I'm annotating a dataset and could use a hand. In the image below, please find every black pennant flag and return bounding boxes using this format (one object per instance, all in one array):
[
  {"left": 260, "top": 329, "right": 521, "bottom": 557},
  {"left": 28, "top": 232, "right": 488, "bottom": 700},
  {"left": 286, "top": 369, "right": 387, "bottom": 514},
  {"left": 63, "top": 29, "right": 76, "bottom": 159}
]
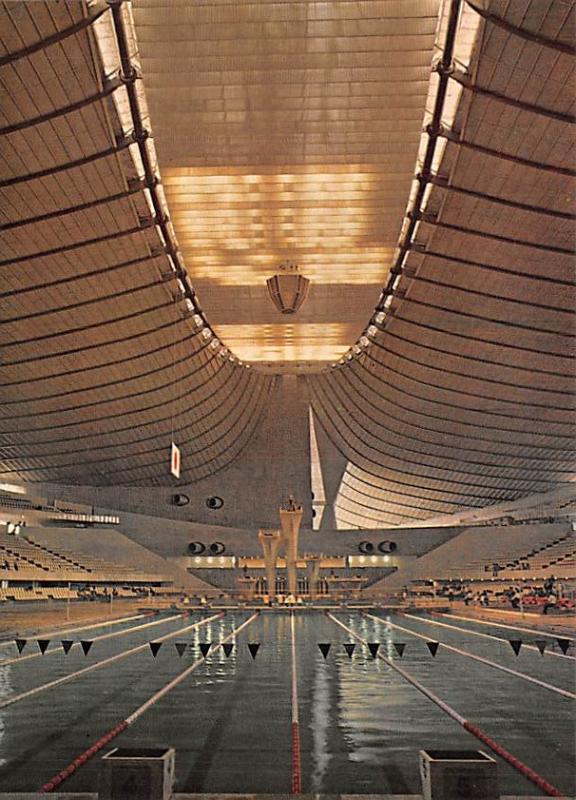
[
  {"left": 426, "top": 641, "right": 439, "bottom": 657},
  {"left": 149, "top": 642, "right": 162, "bottom": 658},
  {"left": 61, "top": 640, "right": 74, "bottom": 654},
  {"left": 80, "top": 640, "right": 93, "bottom": 656},
  {"left": 534, "top": 640, "right": 547, "bottom": 656},
  {"left": 199, "top": 642, "right": 212, "bottom": 658},
  {"left": 556, "top": 638, "right": 571, "bottom": 655},
  {"left": 509, "top": 639, "right": 522, "bottom": 656},
  {"left": 247, "top": 643, "right": 260, "bottom": 659},
  {"left": 15, "top": 639, "right": 26, "bottom": 654},
  {"left": 222, "top": 643, "right": 234, "bottom": 658},
  {"left": 367, "top": 642, "right": 380, "bottom": 659},
  {"left": 393, "top": 642, "right": 406, "bottom": 658},
  {"left": 175, "top": 642, "right": 187, "bottom": 657},
  {"left": 37, "top": 639, "right": 50, "bottom": 655},
  {"left": 318, "top": 643, "right": 331, "bottom": 659},
  {"left": 343, "top": 642, "right": 356, "bottom": 659}
]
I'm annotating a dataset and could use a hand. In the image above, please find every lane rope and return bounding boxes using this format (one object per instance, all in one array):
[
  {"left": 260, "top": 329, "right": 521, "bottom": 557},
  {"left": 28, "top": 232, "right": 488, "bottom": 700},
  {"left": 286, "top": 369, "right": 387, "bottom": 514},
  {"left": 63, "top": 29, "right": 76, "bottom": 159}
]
[
  {"left": 38, "top": 612, "right": 259, "bottom": 793},
  {"left": 327, "top": 613, "right": 565, "bottom": 798},
  {"left": 0, "top": 613, "right": 223, "bottom": 710},
  {"left": 405, "top": 613, "right": 575, "bottom": 661},
  {"left": 365, "top": 613, "right": 575, "bottom": 700},
  {"left": 290, "top": 611, "right": 302, "bottom": 794},
  {"left": 441, "top": 612, "right": 575, "bottom": 645},
  {"left": 0, "top": 613, "right": 185, "bottom": 668}
]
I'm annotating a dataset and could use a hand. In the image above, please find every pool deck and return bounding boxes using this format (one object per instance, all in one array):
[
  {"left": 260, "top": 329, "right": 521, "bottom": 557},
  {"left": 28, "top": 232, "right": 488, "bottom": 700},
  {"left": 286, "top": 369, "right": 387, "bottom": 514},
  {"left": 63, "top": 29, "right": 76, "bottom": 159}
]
[
  {"left": 440, "top": 602, "right": 576, "bottom": 636},
  {"left": 0, "top": 599, "right": 148, "bottom": 639}
]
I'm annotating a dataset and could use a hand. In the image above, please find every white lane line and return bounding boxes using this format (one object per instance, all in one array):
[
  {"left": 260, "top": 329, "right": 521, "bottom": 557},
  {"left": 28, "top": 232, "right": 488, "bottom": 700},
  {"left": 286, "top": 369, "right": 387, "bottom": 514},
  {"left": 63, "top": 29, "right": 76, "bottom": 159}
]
[
  {"left": 0, "top": 612, "right": 223, "bottom": 709},
  {"left": 0, "top": 613, "right": 185, "bottom": 668},
  {"left": 404, "top": 613, "right": 575, "bottom": 661},
  {"left": 365, "top": 614, "right": 575, "bottom": 700},
  {"left": 326, "top": 613, "right": 564, "bottom": 798},
  {"left": 38, "top": 613, "right": 260, "bottom": 793},
  {"left": 125, "top": 613, "right": 258, "bottom": 724}
]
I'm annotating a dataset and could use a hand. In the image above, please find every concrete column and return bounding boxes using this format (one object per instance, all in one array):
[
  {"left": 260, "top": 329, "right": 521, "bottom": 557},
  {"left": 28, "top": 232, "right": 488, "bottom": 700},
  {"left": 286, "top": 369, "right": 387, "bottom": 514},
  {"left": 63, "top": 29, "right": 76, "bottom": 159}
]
[
  {"left": 306, "top": 555, "right": 321, "bottom": 600},
  {"left": 258, "top": 529, "right": 282, "bottom": 597},
  {"left": 279, "top": 509, "right": 303, "bottom": 595}
]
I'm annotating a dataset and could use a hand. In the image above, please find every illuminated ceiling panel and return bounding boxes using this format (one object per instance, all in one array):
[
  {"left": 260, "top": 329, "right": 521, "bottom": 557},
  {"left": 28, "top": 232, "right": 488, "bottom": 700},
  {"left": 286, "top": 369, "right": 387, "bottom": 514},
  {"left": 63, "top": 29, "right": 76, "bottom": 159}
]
[{"left": 132, "top": 0, "right": 441, "bottom": 365}]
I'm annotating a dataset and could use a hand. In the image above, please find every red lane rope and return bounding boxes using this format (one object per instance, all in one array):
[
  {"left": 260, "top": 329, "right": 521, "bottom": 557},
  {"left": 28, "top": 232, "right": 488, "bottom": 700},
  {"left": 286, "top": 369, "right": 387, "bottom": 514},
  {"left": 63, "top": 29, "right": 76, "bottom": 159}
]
[
  {"left": 463, "top": 722, "right": 564, "bottom": 798},
  {"left": 40, "top": 721, "right": 129, "bottom": 792},
  {"left": 290, "top": 611, "right": 302, "bottom": 794},
  {"left": 328, "top": 612, "right": 566, "bottom": 798},
  {"left": 38, "top": 613, "right": 258, "bottom": 794},
  {"left": 291, "top": 720, "right": 302, "bottom": 794}
]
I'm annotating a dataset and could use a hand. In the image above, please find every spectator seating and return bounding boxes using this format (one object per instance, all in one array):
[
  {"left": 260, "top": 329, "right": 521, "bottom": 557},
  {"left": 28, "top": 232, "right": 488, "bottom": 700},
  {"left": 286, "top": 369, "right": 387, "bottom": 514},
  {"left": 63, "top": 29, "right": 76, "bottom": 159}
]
[{"left": 0, "top": 533, "right": 164, "bottom": 583}]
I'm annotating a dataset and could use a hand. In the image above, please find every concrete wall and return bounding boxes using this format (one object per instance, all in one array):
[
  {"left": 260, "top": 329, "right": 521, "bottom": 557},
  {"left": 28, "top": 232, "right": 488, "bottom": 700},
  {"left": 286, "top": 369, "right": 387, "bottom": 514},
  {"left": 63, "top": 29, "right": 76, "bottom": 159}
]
[
  {"left": 33, "top": 374, "right": 313, "bottom": 531},
  {"left": 38, "top": 510, "right": 459, "bottom": 562}
]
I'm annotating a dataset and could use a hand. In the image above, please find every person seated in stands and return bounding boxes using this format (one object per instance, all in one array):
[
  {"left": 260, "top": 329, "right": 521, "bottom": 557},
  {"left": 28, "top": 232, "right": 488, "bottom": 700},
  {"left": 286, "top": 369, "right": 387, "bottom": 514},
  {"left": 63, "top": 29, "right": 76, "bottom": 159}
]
[
  {"left": 480, "top": 590, "right": 490, "bottom": 607},
  {"left": 464, "top": 588, "right": 474, "bottom": 606},
  {"left": 285, "top": 593, "right": 296, "bottom": 605},
  {"left": 543, "top": 575, "right": 556, "bottom": 595},
  {"left": 542, "top": 592, "right": 557, "bottom": 615},
  {"left": 200, "top": 595, "right": 208, "bottom": 606},
  {"left": 510, "top": 589, "right": 522, "bottom": 609}
]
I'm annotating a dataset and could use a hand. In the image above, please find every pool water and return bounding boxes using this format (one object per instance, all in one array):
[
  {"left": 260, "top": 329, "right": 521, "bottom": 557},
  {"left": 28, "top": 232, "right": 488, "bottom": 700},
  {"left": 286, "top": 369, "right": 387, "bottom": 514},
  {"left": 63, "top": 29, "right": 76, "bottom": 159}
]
[{"left": 0, "top": 609, "right": 573, "bottom": 795}]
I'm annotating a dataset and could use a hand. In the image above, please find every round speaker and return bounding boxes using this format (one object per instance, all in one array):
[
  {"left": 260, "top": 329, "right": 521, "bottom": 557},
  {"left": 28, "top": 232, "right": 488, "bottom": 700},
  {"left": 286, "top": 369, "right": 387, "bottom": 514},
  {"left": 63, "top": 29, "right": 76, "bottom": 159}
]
[
  {"left": 188, "top": 541, "right": 205, "bottom": 555},
  {"left": 209, "top": 541, "right": 226, "bottom": 555},
  {"left": 359, "top": 540, "right": 374, "bottom": 554},
  {"left": 378, "top": 540, "right": 398, "bottom": 554},
  {"left": 171, "top": 493, "right": 190, "bottom": 507},
  {"left": 206, "top": 496, "right": 224, "bottom": 510}
]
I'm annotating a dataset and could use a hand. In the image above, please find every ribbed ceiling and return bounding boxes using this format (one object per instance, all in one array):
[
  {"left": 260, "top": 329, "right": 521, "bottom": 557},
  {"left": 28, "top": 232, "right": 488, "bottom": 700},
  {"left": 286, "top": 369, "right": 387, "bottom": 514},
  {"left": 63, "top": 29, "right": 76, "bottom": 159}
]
[
  {"left": 0, "top": 0, "right": 273, "bottom": 486},
  {"left": 309, "top": 0, "right": 575, "bottom": 527},
  {"left": 0, "top": 0, "right": 574, "bottom": 520},
  {"left": 132, "top": 0, "right": 441, "bottom": 366}
]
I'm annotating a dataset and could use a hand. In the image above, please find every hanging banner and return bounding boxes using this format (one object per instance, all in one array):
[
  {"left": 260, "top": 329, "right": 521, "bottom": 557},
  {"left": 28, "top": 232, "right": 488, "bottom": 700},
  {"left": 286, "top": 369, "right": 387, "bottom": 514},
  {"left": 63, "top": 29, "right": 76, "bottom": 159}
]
[{"left": 170, "top": 442, "right": 181, "bottom": 478}]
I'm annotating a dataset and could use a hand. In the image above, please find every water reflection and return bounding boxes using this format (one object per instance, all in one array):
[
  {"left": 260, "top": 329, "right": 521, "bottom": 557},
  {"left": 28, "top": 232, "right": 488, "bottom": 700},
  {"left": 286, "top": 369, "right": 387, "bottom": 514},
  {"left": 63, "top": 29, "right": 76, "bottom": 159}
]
[
  {"left": 310, "top": 654, "right": 331, "bottom": 791},
  {"left": 0, "top": 663, "right": 12, "bottom": 767}
]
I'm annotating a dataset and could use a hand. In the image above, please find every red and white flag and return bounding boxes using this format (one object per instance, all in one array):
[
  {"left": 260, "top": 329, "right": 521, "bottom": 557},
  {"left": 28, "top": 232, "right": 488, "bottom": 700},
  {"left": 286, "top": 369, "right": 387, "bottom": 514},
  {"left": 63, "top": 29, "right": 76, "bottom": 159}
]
[{"left": 170, "top": 442, "right": 181, "bottom": 478}]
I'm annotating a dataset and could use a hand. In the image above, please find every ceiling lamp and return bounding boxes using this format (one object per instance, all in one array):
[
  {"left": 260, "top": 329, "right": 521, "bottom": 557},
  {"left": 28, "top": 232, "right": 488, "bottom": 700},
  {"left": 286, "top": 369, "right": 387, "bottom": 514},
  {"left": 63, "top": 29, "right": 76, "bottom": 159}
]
[{"left": 266, "top": 262, "right": 310, "bottom": 314}]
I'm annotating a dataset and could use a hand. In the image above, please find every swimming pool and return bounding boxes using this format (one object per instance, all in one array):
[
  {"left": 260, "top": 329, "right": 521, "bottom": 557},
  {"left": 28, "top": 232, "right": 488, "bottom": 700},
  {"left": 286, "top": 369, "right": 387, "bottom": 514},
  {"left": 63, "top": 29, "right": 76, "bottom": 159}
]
[{"left": 0, "top": 609, "right": 573, "bottom": 795}]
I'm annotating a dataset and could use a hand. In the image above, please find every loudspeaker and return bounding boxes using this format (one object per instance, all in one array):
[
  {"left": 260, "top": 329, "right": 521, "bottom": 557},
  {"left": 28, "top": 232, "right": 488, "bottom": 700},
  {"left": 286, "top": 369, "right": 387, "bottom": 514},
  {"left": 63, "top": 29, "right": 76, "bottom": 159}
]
[
  {"left": 358, "top": 541, "right": 374, "bottom": 554},
  {"left": 378, "top": 540, "right": 397, "bottom": 554},
  {"left": 171, "top": 494, "right": 190, "bottom": 507},
  {"left": 188, "top": 542, "right": 205, "bottom": 555},
  {"left": 206, "top": 496, "right": 224, "bottom": 509},
  {"left": 209, "top": 542, "right": 226, "bottom": 555}
]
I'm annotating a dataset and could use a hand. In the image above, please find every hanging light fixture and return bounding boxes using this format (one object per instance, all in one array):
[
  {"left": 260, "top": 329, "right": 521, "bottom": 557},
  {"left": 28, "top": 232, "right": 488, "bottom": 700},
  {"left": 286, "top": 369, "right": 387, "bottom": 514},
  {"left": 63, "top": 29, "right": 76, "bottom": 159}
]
[{"left": 266, "top": 262, "right": 310, "bottom": 314}]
